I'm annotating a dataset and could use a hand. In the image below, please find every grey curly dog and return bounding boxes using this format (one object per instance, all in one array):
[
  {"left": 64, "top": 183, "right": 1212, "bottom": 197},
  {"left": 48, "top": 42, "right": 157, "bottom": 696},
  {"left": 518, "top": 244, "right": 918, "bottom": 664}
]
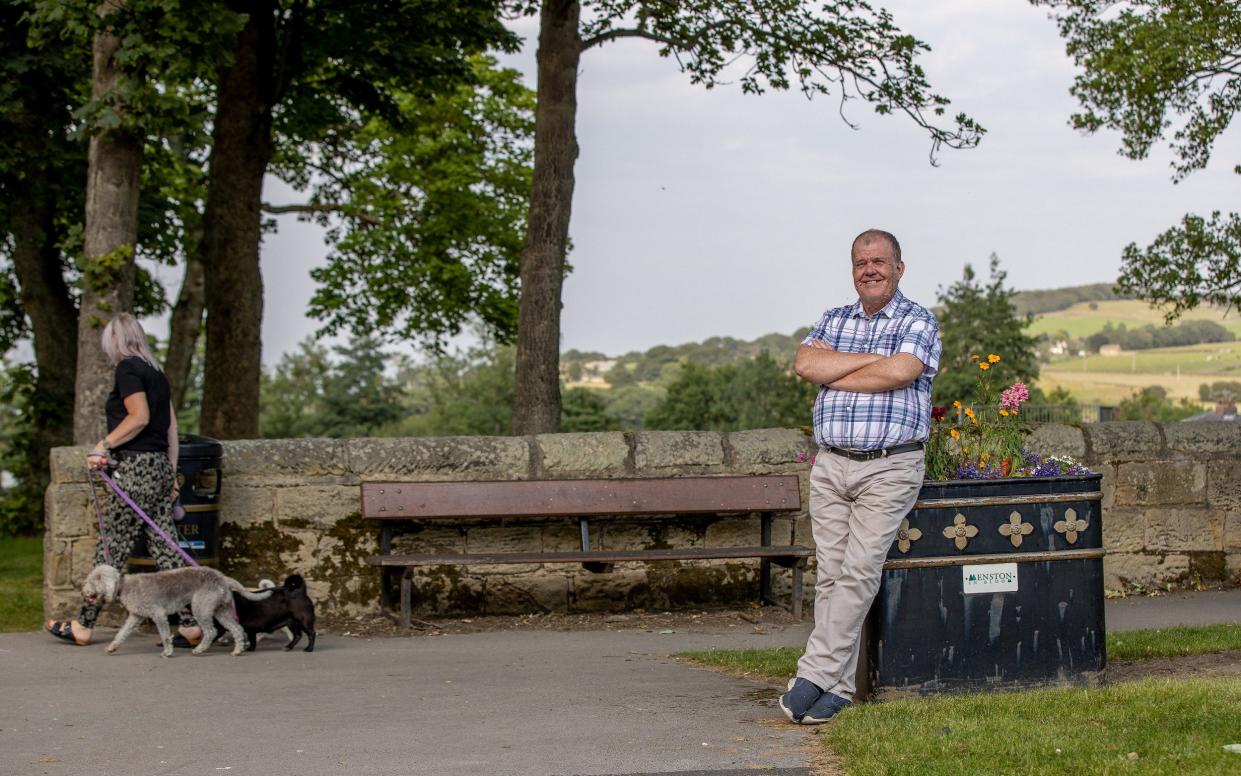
[{"left": 82, "top": 565, "right": 272, "bottom": 657}]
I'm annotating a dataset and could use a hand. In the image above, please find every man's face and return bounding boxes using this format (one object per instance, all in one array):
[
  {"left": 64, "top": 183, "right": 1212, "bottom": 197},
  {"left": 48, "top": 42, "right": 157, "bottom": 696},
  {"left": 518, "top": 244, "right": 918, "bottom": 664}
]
[{"left": 852, "top": 238, "right": 904, "bottom": 313}]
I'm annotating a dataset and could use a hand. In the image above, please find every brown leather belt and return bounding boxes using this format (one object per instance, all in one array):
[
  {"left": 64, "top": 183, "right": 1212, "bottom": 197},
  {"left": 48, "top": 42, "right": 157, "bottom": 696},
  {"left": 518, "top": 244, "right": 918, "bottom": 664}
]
[{"left": 822, "top": 441, "right": 924, "bottom": 462}]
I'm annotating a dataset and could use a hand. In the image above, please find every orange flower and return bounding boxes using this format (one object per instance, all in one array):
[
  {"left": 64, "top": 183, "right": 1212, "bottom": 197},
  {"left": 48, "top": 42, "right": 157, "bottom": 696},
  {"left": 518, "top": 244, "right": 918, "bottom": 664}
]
[
  {"left": 987, "top": 354, "right": 1001, "bottom": 363},
  {"left": 964, "top": 407, "right": 976, "bottom": 417},
  {"left": 949, "top": 429, "right": 960, "bottom": 440},
  {"left": 978, "top": 362, "right": 991, "bottom": 371},
  {"left": 969, "top": 354, "right": 980, "bottom": 362},
  {"left": 1000, "top": 409, "right": 1010, "bottom": 417},
  {"left": 952, "top": 400, "right": 962, "bottom": 408}
]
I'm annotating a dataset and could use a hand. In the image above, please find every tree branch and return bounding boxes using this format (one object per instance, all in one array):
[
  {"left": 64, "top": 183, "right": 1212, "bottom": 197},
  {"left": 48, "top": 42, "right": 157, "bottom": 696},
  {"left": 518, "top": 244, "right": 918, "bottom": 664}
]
[
  {"left": 580, "top": 28, "right": 679, "bottom": 52},
  {"left": 262, "top": 202, "right": 380, "bottom": 225}
]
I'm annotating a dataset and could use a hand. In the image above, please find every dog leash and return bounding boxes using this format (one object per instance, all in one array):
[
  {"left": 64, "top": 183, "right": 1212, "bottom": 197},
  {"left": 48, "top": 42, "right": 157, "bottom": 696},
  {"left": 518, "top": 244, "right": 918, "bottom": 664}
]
[{"left": 88, "top": 457, "right": 199, "bottom": 568}]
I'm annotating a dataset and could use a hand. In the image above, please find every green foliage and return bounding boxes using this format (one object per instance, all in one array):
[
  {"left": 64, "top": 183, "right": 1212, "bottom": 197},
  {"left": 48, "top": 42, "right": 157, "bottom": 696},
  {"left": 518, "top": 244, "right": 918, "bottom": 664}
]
[
  {"left": 1084, "top": 319, "right": 1234, "bottom": 353},
  {"left": 304, "top": 56, "right": 534, "bottom": 350},
  {"left": 1009, "top": 282, "right": 1128, "bottom": 317},
  {"left": 1199, "top": 380, "right": 1241, "bottom": 402},
  {"left": 926, "top": 359, "right": 1029, "bottom": 481},
  {"left": 261, "top": 337, "right": 406, "bottom": 439},
  {"left": 561, "top": 387, "right": 620, "bottom": 432},
  {"left": 0, "top": 536, "right": 42, "bottom": 632},
  {"left": 0, "top": 363, "right": 49, "bottom": 535},
  {"left": 1040, "top": 1, "right": 1241, "bottom": 320},
  {"left": 1114, "top": 385, "right": 1202, "bottom": 422},
  {"left": 933, "top": 254, "right": 1040, "bottom": 405},
  {"left": 645, "top": 352, "right": 815, "bottom": 431}
]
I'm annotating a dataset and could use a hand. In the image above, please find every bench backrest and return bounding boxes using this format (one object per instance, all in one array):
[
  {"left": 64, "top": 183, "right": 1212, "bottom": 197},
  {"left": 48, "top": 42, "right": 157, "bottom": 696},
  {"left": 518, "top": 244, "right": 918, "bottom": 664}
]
[{"left": 362, "top": 475, "right": 801, "bottom": 520}]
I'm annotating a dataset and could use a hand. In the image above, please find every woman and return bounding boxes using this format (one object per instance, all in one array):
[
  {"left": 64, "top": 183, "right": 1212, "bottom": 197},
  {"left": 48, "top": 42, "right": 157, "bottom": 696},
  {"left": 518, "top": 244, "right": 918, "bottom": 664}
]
[{"left": 46, "top": 313, "right": 202, "bottom": 646}]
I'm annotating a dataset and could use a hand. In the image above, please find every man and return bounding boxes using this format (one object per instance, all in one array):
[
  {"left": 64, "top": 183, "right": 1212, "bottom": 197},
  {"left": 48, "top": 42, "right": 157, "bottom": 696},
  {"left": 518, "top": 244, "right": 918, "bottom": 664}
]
[{"left": 780, "top": 228, "right": 940, "bottom": 724}]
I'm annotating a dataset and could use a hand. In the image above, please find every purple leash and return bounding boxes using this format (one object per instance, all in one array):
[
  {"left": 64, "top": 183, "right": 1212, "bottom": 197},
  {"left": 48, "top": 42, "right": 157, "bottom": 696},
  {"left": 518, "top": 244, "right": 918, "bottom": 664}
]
[{"left": 88, "top": 461, "right": 199, "bottom": 568}]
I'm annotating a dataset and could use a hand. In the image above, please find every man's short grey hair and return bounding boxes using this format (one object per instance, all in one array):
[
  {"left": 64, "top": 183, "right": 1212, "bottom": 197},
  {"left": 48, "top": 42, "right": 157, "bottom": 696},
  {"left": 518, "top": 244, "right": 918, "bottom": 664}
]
[
  {"left": 852, "top": 229, "right": 902, "bottom": 264},
  {"left": 100, "top": 313, "right": 161, "bottom": 370}
]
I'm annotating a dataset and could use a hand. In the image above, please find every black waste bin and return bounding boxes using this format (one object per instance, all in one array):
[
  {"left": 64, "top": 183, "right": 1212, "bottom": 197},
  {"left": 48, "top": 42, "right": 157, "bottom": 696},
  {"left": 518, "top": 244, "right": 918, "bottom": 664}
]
[
  {"left": 862, "top": 473, "right": 1106, "bottom": 700},
  {"left": 127, "top": 434, "right": 223, "bottom": 572}
]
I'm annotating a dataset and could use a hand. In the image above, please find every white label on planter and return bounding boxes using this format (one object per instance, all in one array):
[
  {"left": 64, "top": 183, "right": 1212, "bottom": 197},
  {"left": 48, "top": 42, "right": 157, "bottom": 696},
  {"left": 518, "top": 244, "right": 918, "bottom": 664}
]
[{"left": 962, "top": 563, "right": 1019, "bottom": 594}]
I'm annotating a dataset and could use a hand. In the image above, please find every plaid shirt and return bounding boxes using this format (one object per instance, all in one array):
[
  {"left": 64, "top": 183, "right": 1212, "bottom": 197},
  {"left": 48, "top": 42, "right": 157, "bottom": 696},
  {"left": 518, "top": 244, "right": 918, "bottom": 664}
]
[{"left": 803, "top": 288, "right": 941, "bottom": 450}]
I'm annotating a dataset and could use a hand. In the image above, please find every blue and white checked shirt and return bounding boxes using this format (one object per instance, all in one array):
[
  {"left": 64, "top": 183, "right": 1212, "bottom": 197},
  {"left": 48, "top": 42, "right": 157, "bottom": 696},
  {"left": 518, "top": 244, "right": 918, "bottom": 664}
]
[{"left": 803, "top": 288, "right": 941, "bottom": 450}]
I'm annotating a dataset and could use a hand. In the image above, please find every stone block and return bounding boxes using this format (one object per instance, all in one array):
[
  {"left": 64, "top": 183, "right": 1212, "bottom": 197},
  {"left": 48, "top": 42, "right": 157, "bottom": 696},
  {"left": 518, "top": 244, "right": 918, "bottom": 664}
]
[
  {"left": 1101, "top": 509, "right": 1144, "bottom": 553},
  {"left": 470, "top": 562, "right": 543, "bottom": 576},
  {"left": 223, "top": 438, "right": 348, "bottom": 476},
  {"left": 1086, "top": 422, "right": 1162, "bottom": 459},
  {"left": 274, "top": 486, "right": 358, "bottom": 530},
  {"left": 1163, "top": 422, "right": 1241, "bottom": 455},
  {"left": 218, "top": 485, "right": 275, "bottom": 529},
  {"left": 1026, "top": 424, "right": 1087, "bottom": 460},
  {"left": 389, "top": 525, "right": 466, "bottom": 555},
  {"left": 49, "top": 446, "right": 92, "bottom": 484},
  {"left": 70, "top": 538, "right": 98, "bottom": 587},
  {"left": 599, "top": 522, "right": 659, "bottom": 551},
  {"left": 1206, "top": 459, "right": 1241, "bottom": 511},
  {"left": 407, "top": 566, "right": 486, "bottom": 615},
  {"left": 633, "top": 431, "right": 725, "bottom": 471},
  {"left": 1225, "top": 512, "right": 1241, "bottom": 550},
  {"left": 45, "top": 538, "right": 71, "bottom": 588},
  {"left": 704, "top": 516, "right": 761, "bottom": 547},
  {"left": 537, "top": 433, "right": 629, "bottom": 475},
  {"left": 1103, "top": 553, "right": 1190, "bottom": 590},
  {"left": 346, "top": 436, "right": 530, "bottom": 480},
  {"left": 1097, "top": 463, "right": 1117, "bottom": 513},
  {"left": 543, "top": 521, "right": 584, "bottom": 552},
  {"left": 1227, "top": 553, "right": 1241, "bottom": 585},
  {"left": 570, "top": 567, "right": 653, "bottom": 612},
  {"left": 1143, "top": 509, "right": 1225, "bottom": 552},
  {"left": 45, "top": 484, "right": 97, "bottom": 538},
  {"left": 793, "top": 514, "right": 814, "bottom": 547},
  {"left": 485, "top": 572, "right": 570, "bottom": 614},
  {"left": 727, "top": 428, "right": 814, "bottom": 468},
  {"left": 465, "top": 525, "right": 542, "bottom": 554},
  {"left": 1113, "top": 462, "right": 1206, "bottom": 507}
]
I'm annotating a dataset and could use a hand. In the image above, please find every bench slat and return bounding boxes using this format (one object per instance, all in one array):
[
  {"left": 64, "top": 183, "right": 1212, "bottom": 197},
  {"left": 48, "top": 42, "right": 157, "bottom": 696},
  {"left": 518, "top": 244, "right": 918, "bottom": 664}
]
[
  {"left": 366, "top": 545, "right": 814, "bottom": 566},
  {"left": 362, "top": 476, "right": 801, "bottom": 520}
]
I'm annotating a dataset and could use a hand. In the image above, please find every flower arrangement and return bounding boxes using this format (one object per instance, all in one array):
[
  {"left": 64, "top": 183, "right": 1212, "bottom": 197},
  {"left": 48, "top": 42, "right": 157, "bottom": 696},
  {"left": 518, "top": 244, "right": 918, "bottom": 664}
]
[{"left": 925, "top": 353, "right": 1092, "bottom": 480}]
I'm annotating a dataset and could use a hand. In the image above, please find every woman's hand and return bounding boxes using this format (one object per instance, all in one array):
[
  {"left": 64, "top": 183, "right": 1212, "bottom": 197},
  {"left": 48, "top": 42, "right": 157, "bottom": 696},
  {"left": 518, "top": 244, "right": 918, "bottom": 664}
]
[{"left": 86, "top": 445, "right": 108, "bottom": 471}]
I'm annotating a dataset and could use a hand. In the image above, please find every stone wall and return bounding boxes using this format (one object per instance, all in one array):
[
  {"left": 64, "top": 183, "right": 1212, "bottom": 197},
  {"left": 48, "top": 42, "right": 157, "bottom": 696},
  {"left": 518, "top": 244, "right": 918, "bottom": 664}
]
[{"left": 43, "top": 423, "right": 1241, "bottom": 621}]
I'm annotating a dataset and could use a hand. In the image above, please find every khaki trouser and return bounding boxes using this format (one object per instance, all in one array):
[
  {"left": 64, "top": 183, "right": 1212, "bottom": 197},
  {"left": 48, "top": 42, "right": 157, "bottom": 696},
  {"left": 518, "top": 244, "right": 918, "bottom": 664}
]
[{"left": 796, "top": 448, "right": 925, "bottom": 699}]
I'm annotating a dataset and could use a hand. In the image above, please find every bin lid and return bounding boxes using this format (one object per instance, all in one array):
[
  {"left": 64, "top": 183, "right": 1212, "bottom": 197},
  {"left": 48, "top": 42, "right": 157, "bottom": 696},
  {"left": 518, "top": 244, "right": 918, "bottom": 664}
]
[{"left": 178, "top": 434, "right": 223, "bottom": 459}]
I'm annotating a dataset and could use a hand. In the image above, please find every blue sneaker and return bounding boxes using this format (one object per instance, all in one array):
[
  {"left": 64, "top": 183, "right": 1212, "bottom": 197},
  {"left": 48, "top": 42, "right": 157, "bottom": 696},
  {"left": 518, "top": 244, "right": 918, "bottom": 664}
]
[
  {"left": 800, "top": 691, "right": 852, "bottom": 724},
  {"left": 778, "top": 677, "right": 823, "bottom": 723}
]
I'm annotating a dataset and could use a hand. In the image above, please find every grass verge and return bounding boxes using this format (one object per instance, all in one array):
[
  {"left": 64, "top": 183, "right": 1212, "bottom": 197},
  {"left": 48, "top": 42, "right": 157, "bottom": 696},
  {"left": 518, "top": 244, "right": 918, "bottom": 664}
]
[
  {"left": 825, "top": 677, "right": 1241, "bottom": 776},
  {"left": 0, "top": 536, "right": 43, "bottom": 633}
]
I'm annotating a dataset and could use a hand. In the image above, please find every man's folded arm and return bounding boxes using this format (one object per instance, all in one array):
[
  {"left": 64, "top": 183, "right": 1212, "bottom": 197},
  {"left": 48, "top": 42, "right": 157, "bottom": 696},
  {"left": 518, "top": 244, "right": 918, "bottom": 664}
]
[
  {"left": 794, "top": 344, "right": 883, "bottom": 385},
  {"left": 825, "top": 353, "right": 925, "bottom": 394}
]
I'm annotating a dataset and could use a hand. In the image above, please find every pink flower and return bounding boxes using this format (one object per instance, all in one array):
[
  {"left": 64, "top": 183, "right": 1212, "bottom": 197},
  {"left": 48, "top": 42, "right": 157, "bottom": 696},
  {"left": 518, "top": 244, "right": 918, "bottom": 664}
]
[
  {"left": 796, "top": 450, "right": 807, "bottom": 463},
  {"left": 1000, "top": 382, "right": 1030, "bottom": 410}
]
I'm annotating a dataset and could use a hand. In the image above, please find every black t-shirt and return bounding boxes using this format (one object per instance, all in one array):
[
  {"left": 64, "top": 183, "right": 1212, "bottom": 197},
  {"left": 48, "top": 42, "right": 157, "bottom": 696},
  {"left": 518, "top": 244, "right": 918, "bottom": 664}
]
[{"left": 105, "top": 357, "right": 172, "bottom": 453}]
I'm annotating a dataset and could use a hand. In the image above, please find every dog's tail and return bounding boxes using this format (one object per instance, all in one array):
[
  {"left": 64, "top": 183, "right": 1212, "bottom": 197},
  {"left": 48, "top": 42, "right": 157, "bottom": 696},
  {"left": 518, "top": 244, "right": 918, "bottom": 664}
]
[{"left": 225, "top": 576, "right": 275, "bottom": 601}]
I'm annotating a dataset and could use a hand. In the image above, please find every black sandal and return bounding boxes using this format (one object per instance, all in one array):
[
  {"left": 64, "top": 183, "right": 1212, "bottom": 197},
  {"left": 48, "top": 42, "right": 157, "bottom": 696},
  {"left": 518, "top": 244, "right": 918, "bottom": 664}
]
[{"left": 47, "top": 620, "right": 90, "bottom": 646}]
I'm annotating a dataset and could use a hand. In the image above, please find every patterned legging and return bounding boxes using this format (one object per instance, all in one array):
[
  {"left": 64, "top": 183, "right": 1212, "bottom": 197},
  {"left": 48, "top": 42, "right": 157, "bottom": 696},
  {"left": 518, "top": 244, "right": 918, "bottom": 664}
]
[{"left": 78, "top": 452, "right": 196, "bottom": 628}]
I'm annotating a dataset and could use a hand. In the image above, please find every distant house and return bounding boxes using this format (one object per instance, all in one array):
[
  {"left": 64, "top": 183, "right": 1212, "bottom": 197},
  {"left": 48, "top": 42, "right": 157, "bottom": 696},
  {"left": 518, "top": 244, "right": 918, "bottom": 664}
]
[
  {"left": 1049, "top": 340, "right": 1070, "bottom": 356},
  {"left": 1183, "top": 399, "right": 1238, "bottom": 422},
  {"left": 1098, "top": 344, "right": 1123, "bottom": 356}
]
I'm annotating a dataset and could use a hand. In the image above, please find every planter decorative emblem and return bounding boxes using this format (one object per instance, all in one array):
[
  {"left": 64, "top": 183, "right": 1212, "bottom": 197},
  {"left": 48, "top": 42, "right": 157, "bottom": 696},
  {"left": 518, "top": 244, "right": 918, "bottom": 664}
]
[
  {"left": 1054, "top": 508, "right": 1088, "bottom": 544},
  {"left": 942, "top": 513, "right": 979, "bottom": 550},
  {"left": 896, "top": 518, "right": 922, "bottom": 554},
  {"left": 998, "top": 511, "right": 1034, "bottom": 548}
]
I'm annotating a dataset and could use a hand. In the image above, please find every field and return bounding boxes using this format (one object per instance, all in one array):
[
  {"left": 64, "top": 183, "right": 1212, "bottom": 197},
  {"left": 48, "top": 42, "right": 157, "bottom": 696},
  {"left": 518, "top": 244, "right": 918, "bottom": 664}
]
[
  {"left": 1028, "top": 302, "right": 1241, "bottom": 405},
  {"left": 1028, "top": 300, "right": 1241, "bottom": 339}
]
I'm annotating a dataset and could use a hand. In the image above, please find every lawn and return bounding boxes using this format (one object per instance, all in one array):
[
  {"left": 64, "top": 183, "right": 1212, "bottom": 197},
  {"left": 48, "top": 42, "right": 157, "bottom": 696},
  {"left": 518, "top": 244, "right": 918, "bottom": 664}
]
[
  {"left": 0, "top": 536, "right": 43, "bottom": 632},
  {"left": 679, "top": 632, "right": 1241, "bottom": 775},
  {"left": 1028, "top": 300, "right": 1241, "bottom": 339}
]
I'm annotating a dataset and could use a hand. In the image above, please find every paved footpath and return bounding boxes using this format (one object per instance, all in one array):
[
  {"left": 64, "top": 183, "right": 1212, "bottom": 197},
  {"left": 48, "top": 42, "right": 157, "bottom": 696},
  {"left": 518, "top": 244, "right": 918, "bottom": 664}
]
[{"left": 2, "top": 589, "right": 1236, "bottom": 776}]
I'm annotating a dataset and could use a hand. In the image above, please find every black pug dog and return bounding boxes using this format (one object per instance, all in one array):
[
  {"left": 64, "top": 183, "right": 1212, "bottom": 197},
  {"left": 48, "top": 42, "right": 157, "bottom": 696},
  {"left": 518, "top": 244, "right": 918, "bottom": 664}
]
[{"left": 231, "top": 573, "right": 317, "bottom": 652}]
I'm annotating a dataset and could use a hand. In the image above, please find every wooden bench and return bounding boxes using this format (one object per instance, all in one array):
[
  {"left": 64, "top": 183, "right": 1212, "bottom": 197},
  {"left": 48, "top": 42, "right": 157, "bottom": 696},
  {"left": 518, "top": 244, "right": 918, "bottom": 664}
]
[{"left": 362, "top": 475, "right": 810, "bottom": 626}]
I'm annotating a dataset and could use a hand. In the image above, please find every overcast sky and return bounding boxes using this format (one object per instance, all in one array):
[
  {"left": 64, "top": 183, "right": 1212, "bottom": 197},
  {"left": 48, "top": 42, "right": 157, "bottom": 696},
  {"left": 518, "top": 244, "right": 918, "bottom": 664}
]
[{"left": 197, "top": 1, "right": 1240, "bottom": 364}]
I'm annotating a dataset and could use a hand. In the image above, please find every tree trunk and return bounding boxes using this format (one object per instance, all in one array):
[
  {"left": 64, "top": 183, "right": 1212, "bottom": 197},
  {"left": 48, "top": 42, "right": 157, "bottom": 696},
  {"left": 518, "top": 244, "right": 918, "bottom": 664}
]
[
  {"left": 165, "top": 248, "right": 204, "bottom": 412},
  {"left": 511, "top": 0, "right": 581, "bottom": 435},
  {"left": 199, "top": 8, "right": 275, "bottom": 440},
  {"left": 73, "top": 18, "right": 141, "bottom": 445},
  {"left": 10, "top": 188, "right": 78, "bottom": 495}
]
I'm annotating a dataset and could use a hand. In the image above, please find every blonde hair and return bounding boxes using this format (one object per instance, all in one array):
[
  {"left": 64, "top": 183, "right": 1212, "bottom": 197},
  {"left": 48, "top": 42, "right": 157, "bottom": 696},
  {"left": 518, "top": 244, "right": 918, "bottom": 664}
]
[{"left": 100, "top": 313, "right": 161, "bottom": 370}]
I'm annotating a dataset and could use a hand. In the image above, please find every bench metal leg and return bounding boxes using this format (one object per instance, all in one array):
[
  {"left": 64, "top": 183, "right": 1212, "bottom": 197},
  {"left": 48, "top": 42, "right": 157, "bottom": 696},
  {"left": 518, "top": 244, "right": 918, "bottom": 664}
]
[
  {"left": 759, "top": 511, "right": 773, "bottom": 607},
  {"left": 400, "top": 568, "right": 412, "bottom": 629},
  {"left": 791, "top": 560, "right": 805, "bottom": 620}
]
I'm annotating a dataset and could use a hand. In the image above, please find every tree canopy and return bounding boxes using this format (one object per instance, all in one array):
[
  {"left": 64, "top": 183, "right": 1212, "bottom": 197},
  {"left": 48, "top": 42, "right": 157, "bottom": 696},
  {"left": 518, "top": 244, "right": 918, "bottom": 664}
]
[{"left": 1038, "top": 0, "right": 1241, "bottom": 318}]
